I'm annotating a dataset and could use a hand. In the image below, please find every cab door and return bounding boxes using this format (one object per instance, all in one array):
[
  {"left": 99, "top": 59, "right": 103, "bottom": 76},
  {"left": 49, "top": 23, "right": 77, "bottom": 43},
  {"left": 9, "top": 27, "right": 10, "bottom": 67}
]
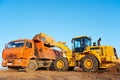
[{"left": 23, "top": 40, "right": 34, "bottom": 59}]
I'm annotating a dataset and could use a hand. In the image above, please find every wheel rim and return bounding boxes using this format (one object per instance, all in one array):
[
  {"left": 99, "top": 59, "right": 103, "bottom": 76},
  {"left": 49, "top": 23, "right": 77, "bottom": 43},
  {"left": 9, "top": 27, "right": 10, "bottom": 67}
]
[
  {"left": 28, "top": 62, "right": 36, "bottom": 71},
  {"left": 56, "top": 60, "right": 64, "bottom": 69},
  {"left": 84, "top": 59, "right": 93, "bottom": 69}
]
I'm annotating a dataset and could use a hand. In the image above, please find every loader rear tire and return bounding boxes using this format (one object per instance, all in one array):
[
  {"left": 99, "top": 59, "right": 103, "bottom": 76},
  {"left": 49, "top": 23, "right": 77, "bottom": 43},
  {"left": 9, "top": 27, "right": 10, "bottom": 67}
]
[
  {"left": 54, "top": 57, "right": 69, "bottom": 71},
  {"left": 81, "top": 55, "right": 99, "bottom": 72},
  {"left": 25, "top": 60, "right": 38, "bottom": 73}
]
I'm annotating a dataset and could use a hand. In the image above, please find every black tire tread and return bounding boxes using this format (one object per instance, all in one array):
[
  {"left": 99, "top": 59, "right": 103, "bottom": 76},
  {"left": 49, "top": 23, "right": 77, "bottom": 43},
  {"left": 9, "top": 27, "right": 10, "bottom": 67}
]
[
  {"left": 81, "top": 54, "right": 99, "bottom": 72},
  {"left": 25, "top": 60, "right": 38, "bottom": 73}
]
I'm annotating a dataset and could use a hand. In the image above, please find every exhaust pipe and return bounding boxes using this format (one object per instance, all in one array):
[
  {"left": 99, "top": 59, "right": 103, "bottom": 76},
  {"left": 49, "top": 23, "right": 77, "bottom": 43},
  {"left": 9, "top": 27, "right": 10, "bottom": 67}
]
[{"left": 97, "top": 38, "right": 101, "bottom": 46}]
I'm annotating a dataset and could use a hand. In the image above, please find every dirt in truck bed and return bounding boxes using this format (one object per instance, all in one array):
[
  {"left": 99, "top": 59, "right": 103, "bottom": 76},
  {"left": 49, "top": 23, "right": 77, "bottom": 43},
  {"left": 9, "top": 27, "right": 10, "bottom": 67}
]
[{"left": 0, "top": 68, "right": 120, "bottom": 80}]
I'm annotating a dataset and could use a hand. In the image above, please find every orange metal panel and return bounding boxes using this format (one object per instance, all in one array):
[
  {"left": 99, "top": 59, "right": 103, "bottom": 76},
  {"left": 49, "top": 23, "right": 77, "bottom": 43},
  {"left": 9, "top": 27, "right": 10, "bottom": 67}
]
[{"left": 34, "top": 41, "right": 62, "bottom": 60}]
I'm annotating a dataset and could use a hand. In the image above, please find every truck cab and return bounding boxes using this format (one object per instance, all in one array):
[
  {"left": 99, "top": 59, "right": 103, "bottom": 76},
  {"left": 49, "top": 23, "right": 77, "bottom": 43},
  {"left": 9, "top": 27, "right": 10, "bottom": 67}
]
[{"left": 2, "top": 39, "right": 35, "bottom": 68}]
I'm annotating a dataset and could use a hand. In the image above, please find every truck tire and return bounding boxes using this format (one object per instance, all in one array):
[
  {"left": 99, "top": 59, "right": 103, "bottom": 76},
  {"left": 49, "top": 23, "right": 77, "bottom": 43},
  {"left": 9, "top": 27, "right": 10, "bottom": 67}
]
[
  {"left": 49, "top": 61, "right": 55, "bottom": 70},
  {"left": 81, "top": 55, "right": 99, "bottom": 72},
  {"left": 25, "top": 60, "right": 38, "bottom": 73},
  {"left": 68, "top": 67, "right": 74, "bottom": 71},
  {"left": 54, "top": 57, "right": 69, "bottom": 71}
]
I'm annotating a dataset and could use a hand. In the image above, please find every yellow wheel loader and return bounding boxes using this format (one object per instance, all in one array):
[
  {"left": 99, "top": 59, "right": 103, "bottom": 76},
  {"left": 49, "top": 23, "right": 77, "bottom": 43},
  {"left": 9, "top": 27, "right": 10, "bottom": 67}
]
[{"left": 54, "top": 36, "right": 118, "bottom": 72}]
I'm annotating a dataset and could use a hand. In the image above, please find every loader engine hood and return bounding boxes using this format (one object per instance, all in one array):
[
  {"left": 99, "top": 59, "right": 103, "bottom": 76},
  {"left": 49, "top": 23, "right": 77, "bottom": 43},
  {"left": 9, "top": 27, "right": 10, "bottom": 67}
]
[{"left": 2, "top": 40, "right": 25, "bottom": 59}]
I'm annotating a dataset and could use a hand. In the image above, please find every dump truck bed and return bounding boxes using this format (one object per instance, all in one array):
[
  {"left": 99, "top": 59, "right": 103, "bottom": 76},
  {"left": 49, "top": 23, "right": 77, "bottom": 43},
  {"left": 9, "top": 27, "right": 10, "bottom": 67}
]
[{"left": 34, "top": 40, "right": 62, "bottom": 60}]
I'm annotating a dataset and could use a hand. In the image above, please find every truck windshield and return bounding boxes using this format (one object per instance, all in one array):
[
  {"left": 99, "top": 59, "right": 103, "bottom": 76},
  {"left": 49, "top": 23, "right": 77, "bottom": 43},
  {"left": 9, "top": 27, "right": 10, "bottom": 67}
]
[{"left": 7, "top": 41, "right": 25, "bottom": 48}]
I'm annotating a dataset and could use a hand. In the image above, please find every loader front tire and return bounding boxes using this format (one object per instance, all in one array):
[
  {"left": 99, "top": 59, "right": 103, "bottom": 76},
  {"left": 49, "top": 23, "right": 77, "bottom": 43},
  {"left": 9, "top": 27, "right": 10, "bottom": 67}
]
[
  {"left": 54, "top": 57, "right": 69, "bottom": 71},
  {"left": 81, "top": 55, "right": 99, "bottom": 72}
]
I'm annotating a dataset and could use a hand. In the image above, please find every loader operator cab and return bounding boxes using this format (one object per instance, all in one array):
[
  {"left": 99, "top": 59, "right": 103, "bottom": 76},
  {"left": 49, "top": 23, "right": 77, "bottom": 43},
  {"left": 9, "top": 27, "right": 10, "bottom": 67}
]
[{"left": 72, "top": 36, "right": 91, "bottom": 53}]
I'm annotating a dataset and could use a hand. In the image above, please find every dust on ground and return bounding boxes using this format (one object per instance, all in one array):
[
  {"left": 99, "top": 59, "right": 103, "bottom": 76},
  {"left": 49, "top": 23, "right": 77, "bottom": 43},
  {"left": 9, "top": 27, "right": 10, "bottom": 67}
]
[{"left": 0, "top": 67, "right": 120, "bottom": 80}]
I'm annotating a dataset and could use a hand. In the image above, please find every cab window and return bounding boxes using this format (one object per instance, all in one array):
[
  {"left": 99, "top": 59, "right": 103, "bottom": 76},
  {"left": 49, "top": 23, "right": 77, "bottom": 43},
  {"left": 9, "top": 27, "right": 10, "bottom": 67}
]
[
  {"left": 74, "top": 39, "right": 80, "bottom": 48},
  {"left": 73, "top": 38, "right": 91, "bottom": 52},
  {"left": 7, "top": 41, "right": 24, "bottom": 48},
  {"left": 26, "top": 42, "right": 32, "bottom": 48}
]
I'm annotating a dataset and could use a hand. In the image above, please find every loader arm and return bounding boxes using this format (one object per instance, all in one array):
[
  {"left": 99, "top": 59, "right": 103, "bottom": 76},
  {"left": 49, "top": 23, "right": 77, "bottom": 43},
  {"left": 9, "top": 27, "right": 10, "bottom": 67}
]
[{"left": 53, "top": 42, "right": 72, "bottom": 58}]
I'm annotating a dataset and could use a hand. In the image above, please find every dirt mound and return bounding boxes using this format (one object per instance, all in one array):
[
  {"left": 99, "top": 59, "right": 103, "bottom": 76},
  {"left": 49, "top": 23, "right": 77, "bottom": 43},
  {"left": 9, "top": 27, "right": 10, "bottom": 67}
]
[
  {"left": 107, "top": 60, "right": 120, "bottom": 73},
  {"left": 0, "top": 69, "right": 120, "bottom": 80}
]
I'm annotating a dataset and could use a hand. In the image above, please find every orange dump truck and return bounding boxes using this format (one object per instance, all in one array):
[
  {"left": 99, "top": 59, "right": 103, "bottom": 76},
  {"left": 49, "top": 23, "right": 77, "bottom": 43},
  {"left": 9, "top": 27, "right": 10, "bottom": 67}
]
[{"left": 2, "top": 33, "right": 62, "bottom": 72}]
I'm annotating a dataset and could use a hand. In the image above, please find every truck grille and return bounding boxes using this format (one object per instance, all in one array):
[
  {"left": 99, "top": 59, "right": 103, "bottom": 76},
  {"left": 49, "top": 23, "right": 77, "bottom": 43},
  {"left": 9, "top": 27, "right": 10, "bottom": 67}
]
[{"left": 6, "top": 53, "right": 17, "bottom": 59}]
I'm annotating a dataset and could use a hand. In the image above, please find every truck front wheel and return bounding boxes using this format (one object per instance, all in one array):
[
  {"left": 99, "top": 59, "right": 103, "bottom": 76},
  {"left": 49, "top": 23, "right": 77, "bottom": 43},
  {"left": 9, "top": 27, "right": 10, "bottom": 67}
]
[{"left": 25, "top": 60, "right": 38, "bottom": 73}]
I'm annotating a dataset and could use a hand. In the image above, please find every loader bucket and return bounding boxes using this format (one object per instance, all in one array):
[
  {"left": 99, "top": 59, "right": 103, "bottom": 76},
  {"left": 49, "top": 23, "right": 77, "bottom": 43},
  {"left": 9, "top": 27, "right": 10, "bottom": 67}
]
[{"left": 33, "top": 32, "right": 56, "bottom": 46}]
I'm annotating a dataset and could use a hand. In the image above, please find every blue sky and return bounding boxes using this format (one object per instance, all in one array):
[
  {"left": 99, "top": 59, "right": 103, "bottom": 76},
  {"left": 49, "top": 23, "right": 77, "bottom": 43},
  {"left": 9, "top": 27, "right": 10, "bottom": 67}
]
[{"left": 0, "top": 0, "right": 120, "bottom": 63}]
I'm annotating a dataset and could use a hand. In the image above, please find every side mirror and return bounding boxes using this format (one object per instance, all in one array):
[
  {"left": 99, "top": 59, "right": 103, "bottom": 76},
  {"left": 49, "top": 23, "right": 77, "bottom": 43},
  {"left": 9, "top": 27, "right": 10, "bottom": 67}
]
[{"left": 97, "top": 37, "right": 101, "bottom": 46}]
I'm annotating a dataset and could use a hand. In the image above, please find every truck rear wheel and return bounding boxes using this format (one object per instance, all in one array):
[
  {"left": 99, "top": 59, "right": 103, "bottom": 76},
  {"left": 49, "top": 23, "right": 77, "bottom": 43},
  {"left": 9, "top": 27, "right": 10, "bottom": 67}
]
[
  {"left": 25, "top": 60, "right": 38, "bottom": 73},
  {"left": 81, "top": 55, "right": 99, "bottom": 72},
  {"left": 49, "top": 61, "right": 55, "bottom": 70},
  {"left": 54, "top": 57, "right": 69, "bottom": 71}
]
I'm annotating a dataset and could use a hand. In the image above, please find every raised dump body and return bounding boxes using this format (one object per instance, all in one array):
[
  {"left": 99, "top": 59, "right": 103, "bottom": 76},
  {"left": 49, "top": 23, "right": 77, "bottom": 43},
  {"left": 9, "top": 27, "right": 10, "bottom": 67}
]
[{"left": 34, "top": 40, "right": 62, "bottom": 59}]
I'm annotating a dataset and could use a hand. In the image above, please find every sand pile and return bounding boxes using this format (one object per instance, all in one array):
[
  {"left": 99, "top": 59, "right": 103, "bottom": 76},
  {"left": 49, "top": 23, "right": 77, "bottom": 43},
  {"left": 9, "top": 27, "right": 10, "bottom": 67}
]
[{"left": 107, "top": 60, "right": 120, "bottom": 73}]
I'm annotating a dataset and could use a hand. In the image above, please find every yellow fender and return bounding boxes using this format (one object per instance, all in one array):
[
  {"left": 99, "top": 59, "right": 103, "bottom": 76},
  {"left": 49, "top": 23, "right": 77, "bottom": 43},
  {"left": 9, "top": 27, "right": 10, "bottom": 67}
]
[{"left": 84, "top": 51, "right": 101, "bottom": 64}]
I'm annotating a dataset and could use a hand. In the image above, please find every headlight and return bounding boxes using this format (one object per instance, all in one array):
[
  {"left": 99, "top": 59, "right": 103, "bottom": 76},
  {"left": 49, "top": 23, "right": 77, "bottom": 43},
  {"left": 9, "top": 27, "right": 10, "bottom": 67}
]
[
  {"left": 2, "top": 60, "right": 5, "bottom": 63},
  {"left": 18, "top": 59, "right": 21, "bottom": 62},
  {"left": 97, "top": 50, "right": 99, "bottom": 53}
]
